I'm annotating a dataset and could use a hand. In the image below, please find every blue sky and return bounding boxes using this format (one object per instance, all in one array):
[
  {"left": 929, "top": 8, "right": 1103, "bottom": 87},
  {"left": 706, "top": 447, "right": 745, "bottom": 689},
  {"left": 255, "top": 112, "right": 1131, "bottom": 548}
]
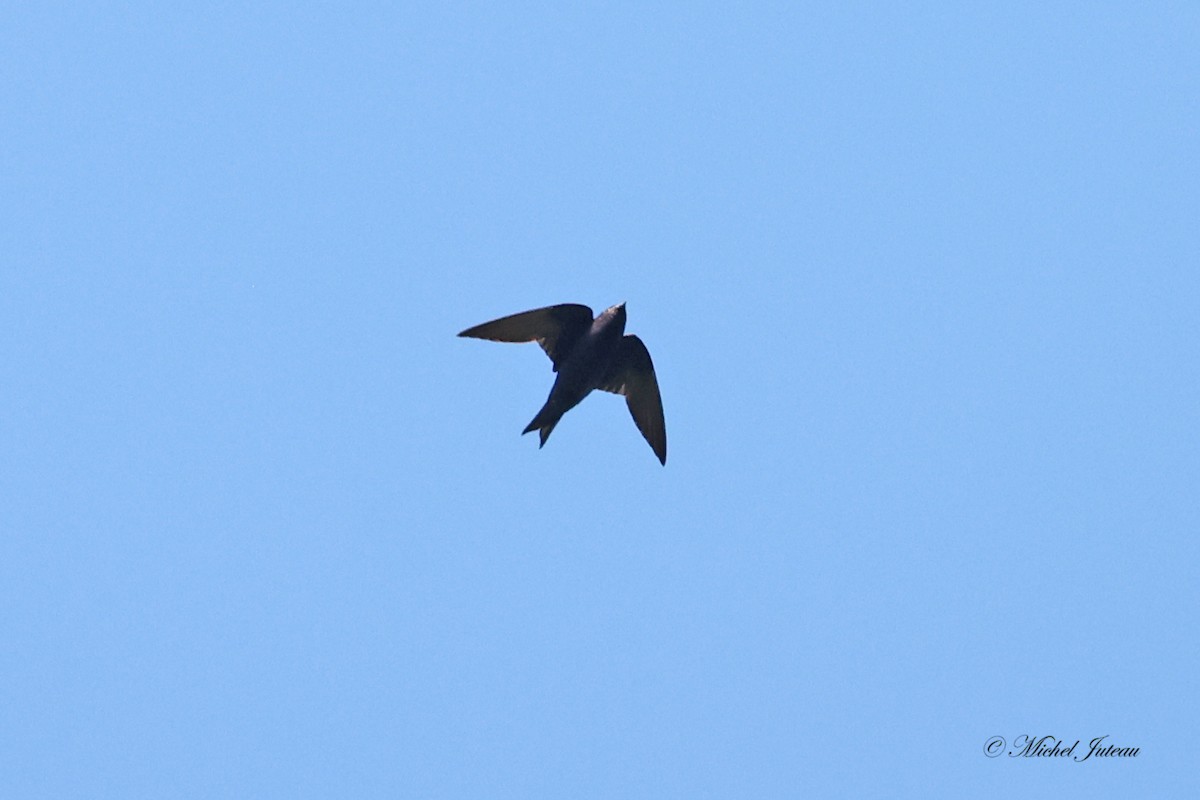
[{"left": 2, "top": 2, "right": 1197, "bottom": 797}]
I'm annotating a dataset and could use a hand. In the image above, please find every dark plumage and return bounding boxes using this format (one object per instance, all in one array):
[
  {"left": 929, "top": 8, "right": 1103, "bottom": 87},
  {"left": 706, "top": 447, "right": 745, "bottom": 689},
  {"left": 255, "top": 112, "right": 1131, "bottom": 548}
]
[{"left": 458, "top": 302, "right": 667, "bottom": 465}]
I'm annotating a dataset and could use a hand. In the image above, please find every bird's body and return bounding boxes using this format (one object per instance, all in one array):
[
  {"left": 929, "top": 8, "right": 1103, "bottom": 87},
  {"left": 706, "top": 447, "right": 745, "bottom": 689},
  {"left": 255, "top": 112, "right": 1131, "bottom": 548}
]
[
  {"left": 459, "top": 302, "right": 667, "bottom": 464},
  {"left": 521, "top": 303, "right": 627, "bottom": 443}
]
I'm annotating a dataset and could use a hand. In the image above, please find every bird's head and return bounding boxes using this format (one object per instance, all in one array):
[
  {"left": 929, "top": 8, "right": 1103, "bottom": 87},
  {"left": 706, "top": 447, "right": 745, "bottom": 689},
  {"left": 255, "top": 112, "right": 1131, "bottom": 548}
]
[{"left": 597, "top": 301, "right": 628, "bottom": 336}]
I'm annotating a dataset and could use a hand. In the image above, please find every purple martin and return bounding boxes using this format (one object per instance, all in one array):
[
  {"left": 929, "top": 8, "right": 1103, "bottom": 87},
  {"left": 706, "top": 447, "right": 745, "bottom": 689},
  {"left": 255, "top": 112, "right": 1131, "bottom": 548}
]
[{"left": 458, "top": 302, "right": 667, "bottom": 465}]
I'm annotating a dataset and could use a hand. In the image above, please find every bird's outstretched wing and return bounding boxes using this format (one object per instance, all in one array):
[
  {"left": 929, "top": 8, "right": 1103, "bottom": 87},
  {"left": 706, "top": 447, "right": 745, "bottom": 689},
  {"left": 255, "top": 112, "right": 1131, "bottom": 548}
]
[
  {"left": 599, "top": 335, "right": 667, "bottom": 465},
  {"left": 458, "top": 304, "right": 594, "bottom": 370}
]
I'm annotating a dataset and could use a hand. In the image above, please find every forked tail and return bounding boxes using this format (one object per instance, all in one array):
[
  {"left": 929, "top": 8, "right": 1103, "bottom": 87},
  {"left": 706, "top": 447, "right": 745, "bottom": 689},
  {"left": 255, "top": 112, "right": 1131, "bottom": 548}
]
[{"left": 522, "top": 404, "right": 560, "bottom": 448}]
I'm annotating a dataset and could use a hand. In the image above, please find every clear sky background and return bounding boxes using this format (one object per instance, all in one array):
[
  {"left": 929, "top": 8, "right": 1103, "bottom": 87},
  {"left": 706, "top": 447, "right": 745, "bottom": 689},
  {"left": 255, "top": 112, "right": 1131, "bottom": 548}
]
[{"left": 2, "top": 3, "right": 1197, "bottom": 798}]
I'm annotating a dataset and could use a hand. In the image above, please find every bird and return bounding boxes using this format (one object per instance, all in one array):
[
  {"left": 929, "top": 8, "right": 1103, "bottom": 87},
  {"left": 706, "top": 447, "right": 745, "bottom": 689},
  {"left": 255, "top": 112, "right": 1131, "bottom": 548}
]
[{"left": 458, "top": 302, "right": 667, "bottom": 465}]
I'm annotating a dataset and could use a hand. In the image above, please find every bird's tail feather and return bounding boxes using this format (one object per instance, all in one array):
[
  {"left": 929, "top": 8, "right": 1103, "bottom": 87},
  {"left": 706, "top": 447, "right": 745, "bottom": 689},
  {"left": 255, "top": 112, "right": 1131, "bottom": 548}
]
[{"left": 523, "top": 405, "right": 559, "bottom": 447}]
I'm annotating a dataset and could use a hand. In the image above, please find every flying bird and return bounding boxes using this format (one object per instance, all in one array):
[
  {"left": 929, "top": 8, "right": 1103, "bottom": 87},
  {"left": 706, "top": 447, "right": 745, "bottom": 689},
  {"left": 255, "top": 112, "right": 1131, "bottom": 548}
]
[{"left": 458, "top": 302, "right": 667, "bottom": 464}]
